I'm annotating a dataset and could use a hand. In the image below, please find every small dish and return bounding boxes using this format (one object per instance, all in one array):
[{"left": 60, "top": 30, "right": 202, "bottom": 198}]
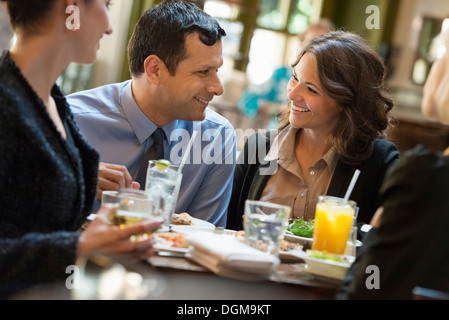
[
  {"left": 170, "top": 217, "right": 215, "bottom": 232},
  {"left": 283, "top": 232, "right": 313, "bottom": 246},
  {"left": 153, "top": 244, "right": 190, "bottom": 254},
  {"left": 294, "top": 250, "right": 355, "bottom": 280}
]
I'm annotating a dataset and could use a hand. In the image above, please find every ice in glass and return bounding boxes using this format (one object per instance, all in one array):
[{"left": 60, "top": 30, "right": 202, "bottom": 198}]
[
  {"left": 145, "top": 160, "right": 183, "bottom": 229},
  {"left": 243, "top": 200, "right": 291, "bottom": 256}
]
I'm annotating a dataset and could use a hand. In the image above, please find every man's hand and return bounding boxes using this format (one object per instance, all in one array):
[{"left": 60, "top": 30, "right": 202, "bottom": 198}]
[{"left": 97, "top": 162, "right": 140, "bottom": 200}]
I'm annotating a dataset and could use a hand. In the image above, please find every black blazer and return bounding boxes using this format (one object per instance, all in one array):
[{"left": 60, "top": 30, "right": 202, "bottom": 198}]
[
  {"left": 0, "top": 51, "right": 99, "bottom": 298},
  {"left": 227, "top": 130, "right": 400, "bottom": 230}
]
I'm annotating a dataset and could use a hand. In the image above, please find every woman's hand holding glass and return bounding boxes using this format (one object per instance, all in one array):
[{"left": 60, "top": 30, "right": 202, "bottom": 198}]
[{"left": 77, "top": 204, "right": 160, "bottom": 261}]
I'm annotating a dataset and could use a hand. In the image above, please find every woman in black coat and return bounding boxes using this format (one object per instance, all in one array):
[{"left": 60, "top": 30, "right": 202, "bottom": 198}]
[{"left": 0, "top": 0, "right": 159, "bottom": 299}]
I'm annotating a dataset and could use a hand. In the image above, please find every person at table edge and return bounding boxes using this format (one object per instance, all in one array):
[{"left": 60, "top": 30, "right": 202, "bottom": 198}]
[
  {"left": 0, "top": 0, "right": 160, "bottom": 299},
  {"left": 337, "top": 29, "right": 449, "bottom": 300}
]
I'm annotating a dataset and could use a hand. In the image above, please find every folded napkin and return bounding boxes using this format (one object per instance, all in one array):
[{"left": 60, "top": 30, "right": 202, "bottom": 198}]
[{"left": 185, "top": 232, "right": 280, "bottom": 281}]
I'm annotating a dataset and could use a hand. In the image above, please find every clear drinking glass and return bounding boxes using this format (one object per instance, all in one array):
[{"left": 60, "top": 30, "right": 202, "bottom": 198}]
[
  {"left": 110, "top": 188, "right": 163, "bottom": 229},
  {"left": 145, "top": 160, "right": 183, "bottom": 229},
  {"left": 73, "top": 254, "right": 166, "bottom": 300},
  {"left": 344, "top": 224, "right": 358, "bottom": 257},
  {"left": 101, "top": 190, "right": 119, "bottom": 206},
  {"left": 243, "top": 200, "right": 291, "bottom": 256},
  {"left": 344, "top": 210, "right": 360, "bottom": 257}
]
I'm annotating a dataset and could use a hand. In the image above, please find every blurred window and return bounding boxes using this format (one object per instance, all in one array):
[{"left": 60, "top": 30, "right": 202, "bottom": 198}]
[
  {"left": 204, "top": 0, "right": 317, "bottom": 86},
  {"left": 247, "top": 29, "right": 287, "bottom": 85},
  {"left": 257, "top": 0, "right": 290, "bottom": 30},
  {"left": 288, "top": 0, "right": 314, "bottom": 34}
]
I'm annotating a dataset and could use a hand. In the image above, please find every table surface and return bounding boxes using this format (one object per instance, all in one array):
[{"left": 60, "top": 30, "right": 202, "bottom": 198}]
[
  {"left": 12, "top": 253, "right": 339, "bottom": 300},
  {"left": 151, "top": 256, "right": 338, "bottom": 300}
]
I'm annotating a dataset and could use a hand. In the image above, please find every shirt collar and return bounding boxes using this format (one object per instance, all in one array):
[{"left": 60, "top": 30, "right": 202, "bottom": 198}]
[
  {"left": 265, "top": 125, "right": 339, "bottom": 175},
  {"left": 119, "top": 80, "right": 177, "bottom": 144},
  {"left": 265, "top": 125, "right": 296, "bottom": 163},
  {"left": 322, "top": 146, "right": 339, "bottom": 175}
]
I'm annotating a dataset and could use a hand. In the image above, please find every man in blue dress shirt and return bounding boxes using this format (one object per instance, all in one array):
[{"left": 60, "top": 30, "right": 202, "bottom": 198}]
[{"left": 68, "top": 1, "right": 236, "bottom": 227}]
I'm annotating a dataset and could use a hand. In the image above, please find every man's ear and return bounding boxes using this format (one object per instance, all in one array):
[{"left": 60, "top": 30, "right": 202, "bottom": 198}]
[{"left": 143, "top": 55, "right": 164, "bottom": 84}]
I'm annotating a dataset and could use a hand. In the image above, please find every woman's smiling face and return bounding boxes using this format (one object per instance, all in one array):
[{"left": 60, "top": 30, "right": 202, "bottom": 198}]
[{"left": 287, "top": 52, "right": 341, "bottom": 136}]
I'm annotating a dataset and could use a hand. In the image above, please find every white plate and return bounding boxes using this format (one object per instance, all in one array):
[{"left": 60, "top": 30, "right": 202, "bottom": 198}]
[
  {"left": 153, "top": 243, "right": 190, "bottom": 254},
  {"left": 294, "top": 250, "right": 355, "bottom": 280},
  {"left": 152, "top": 232, "right": 191, "bottom": 254},
  {"left": 283, "top": 232, "right": 313, "bottom": 245},
  {"left": 279, "top": 249, "right": 305, "bottom": 262},
  {"left": 170, "top": 217, "right": 215, "bottom": 232},
  {"left": 284, "top": 232, "right": 362, "bottom": 252}
]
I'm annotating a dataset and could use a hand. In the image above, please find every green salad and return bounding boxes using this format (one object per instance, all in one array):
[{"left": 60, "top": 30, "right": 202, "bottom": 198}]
[
  {"left": 286, "top": 217, "right": 314, "bottom": 238},
  {"left": 307, "top": 250, "right": 350, "bottom": 264}
]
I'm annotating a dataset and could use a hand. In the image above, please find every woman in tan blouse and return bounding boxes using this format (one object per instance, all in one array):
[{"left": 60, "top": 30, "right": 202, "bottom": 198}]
[{"left": 227, "top": 31, "right": 399, "bottom": 231}]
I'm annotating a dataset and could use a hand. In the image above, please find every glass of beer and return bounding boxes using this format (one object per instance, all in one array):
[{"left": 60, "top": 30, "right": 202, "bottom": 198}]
[
  {"left": 312, "top": 196, "right": 357, "bottom": 255},
  {"left": 111, "top": 188, "right": 163, "bottom": 230}
]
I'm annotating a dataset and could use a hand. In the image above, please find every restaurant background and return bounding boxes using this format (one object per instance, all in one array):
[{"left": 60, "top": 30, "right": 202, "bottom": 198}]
[{"left": 2, "top": 0, "right": 449, "bottom": 153}]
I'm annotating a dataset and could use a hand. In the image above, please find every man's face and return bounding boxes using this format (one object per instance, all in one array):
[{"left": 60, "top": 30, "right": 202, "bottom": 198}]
[{"left": 158, "top": 32, "right": 224, "bottom": 123}]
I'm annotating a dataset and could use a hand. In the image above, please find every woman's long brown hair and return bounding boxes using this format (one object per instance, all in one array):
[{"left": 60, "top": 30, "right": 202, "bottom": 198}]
[{"left": 278, "top": 31, "right": 395, "bottom": 164}]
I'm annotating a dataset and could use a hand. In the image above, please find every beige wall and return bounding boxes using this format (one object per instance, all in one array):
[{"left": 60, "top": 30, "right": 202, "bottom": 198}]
[
  {"left": 89, "top": 0, "right": 133, "bottom": 88},
  {"left": 389, "top": 0, "right": 449, "bottom": 103}
]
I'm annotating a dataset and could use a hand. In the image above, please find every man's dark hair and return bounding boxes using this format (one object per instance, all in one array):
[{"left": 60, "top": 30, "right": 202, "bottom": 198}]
[{"left": 128, "top": 0, "right": 226, "bottom": 76}]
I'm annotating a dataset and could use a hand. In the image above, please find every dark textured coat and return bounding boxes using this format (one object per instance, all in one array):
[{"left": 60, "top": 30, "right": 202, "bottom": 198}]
[
  {"left": 0, "top": 51, "right": 99, "bottom": 298},
  {"left": 337, "top": 146, "right": 449, "bottom": 299}
]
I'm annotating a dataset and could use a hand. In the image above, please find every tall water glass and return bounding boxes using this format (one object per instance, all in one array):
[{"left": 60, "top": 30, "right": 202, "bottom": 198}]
[{"left": 145, "top": 160, "right": 183, "bottom": 229}]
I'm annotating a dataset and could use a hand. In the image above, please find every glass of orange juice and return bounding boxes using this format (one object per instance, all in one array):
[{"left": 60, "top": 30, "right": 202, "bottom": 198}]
[{"left": 312, "top": 196, "right": 357, "bottom": 255}]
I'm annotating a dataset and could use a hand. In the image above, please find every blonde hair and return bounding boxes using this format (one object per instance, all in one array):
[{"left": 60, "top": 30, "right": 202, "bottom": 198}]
[{"left": 422, "top": 30, "right": 449, "bottom": 124}]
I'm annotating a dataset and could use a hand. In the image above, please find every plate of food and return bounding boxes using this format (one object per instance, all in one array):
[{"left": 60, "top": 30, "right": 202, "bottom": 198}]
[
  {"left": 284, "top": 218, "right": 314, "bottom": 246},
  {"left": 297, "top": 250, "right": 355, "bottom": 280},
  {"left": 232, "top": 230, "right": 303, "bottom": 261},
  {"left": 152, "top": 231, "right": 191, "bottom": 253},
  {"left": 170, "top": 212, "right": 215, "bottom": 232}
]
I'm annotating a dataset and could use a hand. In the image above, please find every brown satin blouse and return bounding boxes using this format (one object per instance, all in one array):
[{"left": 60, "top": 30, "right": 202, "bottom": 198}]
[{"left": 259, "top": 125, "right": 339, "bottom": 220}]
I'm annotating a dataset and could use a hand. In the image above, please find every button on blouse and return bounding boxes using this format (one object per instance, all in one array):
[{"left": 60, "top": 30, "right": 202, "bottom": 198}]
[{"left": 259, "top": 125, "right": 338, "bottom": 220}]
